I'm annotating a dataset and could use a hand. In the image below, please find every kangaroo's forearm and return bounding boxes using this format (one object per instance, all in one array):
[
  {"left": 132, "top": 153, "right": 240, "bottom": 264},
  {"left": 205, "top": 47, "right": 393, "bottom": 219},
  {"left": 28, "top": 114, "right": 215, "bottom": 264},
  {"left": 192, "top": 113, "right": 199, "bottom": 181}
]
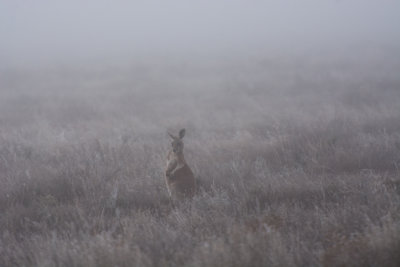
[{"left": 166, "top": 159, "right": 177, "bottom": 176}]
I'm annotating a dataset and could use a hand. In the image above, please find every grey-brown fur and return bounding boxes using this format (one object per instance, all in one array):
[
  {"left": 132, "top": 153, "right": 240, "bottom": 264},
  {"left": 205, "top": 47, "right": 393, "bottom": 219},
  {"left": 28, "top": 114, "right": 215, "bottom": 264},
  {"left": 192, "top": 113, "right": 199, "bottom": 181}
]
[{"left": 165, "top": 128, "right": 196, "bottom": 200}]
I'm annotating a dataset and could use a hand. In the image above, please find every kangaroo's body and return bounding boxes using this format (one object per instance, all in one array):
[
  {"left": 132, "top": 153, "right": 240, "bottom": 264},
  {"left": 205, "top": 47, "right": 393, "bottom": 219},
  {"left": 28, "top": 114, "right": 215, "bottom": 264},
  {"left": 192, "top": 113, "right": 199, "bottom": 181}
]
[{"left": 165, "top": 129, "right": 196, "bottom": 200}]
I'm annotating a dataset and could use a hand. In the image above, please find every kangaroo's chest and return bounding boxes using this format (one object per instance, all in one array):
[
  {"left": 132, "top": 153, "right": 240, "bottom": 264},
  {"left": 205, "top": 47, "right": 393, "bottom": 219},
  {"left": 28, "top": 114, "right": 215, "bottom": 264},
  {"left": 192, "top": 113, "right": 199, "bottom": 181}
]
[{"left": 167, "top": 151, "right": 185, "bottom": 169}]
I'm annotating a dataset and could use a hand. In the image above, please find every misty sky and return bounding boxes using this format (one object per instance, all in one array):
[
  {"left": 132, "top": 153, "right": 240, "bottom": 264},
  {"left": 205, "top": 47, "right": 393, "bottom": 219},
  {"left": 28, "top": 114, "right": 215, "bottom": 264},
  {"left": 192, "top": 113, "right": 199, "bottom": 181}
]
[{"left": 1, "top": 0, "right": 399, "bottom": 65}]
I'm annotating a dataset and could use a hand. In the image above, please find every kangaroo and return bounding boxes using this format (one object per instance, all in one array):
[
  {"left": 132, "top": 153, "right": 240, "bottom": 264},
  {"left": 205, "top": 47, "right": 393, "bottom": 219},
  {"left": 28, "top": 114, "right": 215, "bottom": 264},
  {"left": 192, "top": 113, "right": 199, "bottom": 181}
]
[{"left": 165, "top": 128, "right": 196, "bottom": 201}]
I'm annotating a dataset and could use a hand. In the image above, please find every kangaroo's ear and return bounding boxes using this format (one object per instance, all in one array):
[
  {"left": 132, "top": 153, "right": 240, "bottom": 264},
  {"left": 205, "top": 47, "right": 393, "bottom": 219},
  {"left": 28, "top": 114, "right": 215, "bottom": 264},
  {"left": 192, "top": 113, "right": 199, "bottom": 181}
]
[
  {"left": 168, "top": 132, "right": 177, "bottom": 140},
  {"left": 179, "top": 128, "right": 186, "bottom": 139}
]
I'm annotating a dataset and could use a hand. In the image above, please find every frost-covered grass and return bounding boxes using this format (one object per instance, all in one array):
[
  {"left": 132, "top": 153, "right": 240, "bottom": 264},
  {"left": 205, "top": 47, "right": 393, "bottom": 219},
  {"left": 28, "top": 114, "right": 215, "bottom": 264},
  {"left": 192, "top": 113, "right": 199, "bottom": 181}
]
[{"left": 1, "top": 53, "right": 400, "bottom": 266}]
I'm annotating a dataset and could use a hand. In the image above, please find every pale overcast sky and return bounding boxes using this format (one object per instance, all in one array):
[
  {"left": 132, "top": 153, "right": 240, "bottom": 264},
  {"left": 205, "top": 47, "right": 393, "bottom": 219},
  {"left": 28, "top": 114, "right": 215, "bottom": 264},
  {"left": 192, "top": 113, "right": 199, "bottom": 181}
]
[{"left": 1, "top": 0, "right": 399, "bottom": 65}]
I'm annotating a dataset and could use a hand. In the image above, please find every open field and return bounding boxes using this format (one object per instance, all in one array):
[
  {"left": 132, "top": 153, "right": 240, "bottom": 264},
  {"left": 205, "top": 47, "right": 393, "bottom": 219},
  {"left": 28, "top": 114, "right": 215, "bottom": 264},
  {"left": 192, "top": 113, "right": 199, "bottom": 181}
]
[{"left": 1, "top": 50, "right": 400, "bottom": 266}]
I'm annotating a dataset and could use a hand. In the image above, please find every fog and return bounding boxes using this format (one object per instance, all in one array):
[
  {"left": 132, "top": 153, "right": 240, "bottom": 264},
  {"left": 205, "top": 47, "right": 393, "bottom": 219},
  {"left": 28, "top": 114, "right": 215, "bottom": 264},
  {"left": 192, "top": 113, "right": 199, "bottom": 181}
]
[
  {"left": 2, "top": 2, "right": 400, "bottom": 266},
  {"left": 1, "top": 0, "right": 400, "bottom": 66}
]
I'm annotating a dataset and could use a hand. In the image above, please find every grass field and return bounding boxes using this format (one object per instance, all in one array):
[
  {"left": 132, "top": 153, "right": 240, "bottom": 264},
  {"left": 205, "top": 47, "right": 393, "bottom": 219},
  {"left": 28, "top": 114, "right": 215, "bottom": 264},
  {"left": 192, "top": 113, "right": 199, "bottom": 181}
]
[{"left": 1, "top": 50, "right": 400, "bottom": 266}]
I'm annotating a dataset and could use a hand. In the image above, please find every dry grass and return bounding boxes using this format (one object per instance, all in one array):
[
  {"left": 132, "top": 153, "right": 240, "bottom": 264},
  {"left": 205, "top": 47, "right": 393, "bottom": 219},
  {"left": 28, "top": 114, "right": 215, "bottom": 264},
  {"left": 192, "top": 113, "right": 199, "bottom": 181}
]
[{"left": 0, "top": 51, "right": 400, "bottom": 266}]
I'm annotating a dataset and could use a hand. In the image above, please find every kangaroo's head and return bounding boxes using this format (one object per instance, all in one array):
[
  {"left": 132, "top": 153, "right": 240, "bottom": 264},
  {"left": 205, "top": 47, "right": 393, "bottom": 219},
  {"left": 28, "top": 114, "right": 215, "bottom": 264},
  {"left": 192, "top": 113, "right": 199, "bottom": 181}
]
[{"left": 168, "top": 128, "right": 186, "bottom": 154}]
